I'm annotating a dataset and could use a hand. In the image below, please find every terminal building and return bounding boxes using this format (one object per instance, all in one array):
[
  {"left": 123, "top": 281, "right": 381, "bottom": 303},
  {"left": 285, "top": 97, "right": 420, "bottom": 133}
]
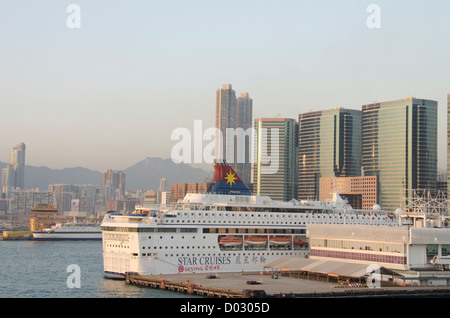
[
  {"left": 266, "top": 192, "right": 450, "bottom": 287},
  {"left": 307, "top": 213, "right": 449, "bottom": 272}
]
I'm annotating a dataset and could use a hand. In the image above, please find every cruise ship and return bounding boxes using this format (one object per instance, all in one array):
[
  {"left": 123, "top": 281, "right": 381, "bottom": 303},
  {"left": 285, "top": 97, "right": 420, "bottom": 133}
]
[
  {"left": 33, "top": 221, "right": 102, "bottom": 241},
  {"left": 101, "top": 162, "right": 396, "bottom": 279}
]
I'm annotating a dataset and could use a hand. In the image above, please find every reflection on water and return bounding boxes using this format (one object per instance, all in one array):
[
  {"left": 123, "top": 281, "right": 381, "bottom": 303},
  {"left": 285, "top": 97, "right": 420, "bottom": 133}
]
[
  {"left": 0, "top": 241, "right": 197, "bottom": 298},
  {"left": 95, "top": 277, "right": 194, "bottom": 298}
]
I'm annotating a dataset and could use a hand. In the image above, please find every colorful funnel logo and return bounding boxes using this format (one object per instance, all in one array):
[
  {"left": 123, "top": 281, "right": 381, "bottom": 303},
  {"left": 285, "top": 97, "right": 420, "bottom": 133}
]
[{"left": 208, "top": 162, "right": 252, "bottom": 195}]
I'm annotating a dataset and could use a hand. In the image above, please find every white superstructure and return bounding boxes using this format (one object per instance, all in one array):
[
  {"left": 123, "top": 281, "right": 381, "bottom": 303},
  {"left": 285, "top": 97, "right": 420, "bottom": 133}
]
[{"left": 101, "top": 164, "right": 396, "bottom": 279}]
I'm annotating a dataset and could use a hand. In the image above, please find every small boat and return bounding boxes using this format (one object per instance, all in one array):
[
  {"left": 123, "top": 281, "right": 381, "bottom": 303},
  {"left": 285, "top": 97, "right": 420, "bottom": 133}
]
[
  {"left": 219, "top": 236, "right": 243, "bottom": 247},
  {"left": 294, "top": 239, "right": 308, "bottom": 246},
  {"left": 244, "top": 237, "right": 267, "bottom": 245},
  {"left": 269, "top": 236, "right": 291, "bottom": 245}
]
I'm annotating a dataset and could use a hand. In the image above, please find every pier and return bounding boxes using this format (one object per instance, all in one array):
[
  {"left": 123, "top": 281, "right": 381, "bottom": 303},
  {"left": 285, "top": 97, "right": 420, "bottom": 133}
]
[
  {"left": 125, "top": 272, "right": 243, "bottom": 298},
  {"left": 124, "top": 271, "right": 450, "bottom": 298}
]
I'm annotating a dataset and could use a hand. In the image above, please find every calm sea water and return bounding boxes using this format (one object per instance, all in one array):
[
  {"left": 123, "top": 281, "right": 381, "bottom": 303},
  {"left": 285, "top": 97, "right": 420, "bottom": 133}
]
[{"left": 0, "top": 240, "right": 192, "bottom": 298}]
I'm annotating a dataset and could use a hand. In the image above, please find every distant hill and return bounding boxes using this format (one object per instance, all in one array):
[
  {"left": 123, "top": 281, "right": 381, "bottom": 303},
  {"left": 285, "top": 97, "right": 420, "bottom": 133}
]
[
  {"left": 0, "top": 157, "right": 211, "bottom": 192},
  {"left": 25, "top": 166, "right": 101, "bottom": 190},
  {"left": 124, "top": 157, "right": 212, "bottom": 191}
]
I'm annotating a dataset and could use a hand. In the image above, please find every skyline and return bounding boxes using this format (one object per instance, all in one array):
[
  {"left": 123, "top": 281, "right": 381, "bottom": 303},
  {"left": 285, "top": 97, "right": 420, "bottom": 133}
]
[{"left": 1, "top": 1, "right": 449, "bottom": 171}]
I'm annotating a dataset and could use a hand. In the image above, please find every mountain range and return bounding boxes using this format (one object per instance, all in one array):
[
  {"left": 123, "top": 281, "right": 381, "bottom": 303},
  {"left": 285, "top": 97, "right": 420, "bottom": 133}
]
[{"left": 0, "top": 157, "right": 212, "bottom": 192}]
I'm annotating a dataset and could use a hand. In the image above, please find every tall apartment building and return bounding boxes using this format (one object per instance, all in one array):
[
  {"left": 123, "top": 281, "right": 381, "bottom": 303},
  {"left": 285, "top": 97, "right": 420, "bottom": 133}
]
[
  {"left": 215, "top": 84, "right": 237, "bottom": 163},
  {"left": 101, "top": 169, "right": 125, "bottom": 199},
  {"left": 215, "top": 84, "right": 252, "bottom": 184},
  {"left": 362, "top": 97, "right": 437, "bottom": 213},
  {"left": 298, "top": 108, "right": 362, "bottom": 200},
  {"left": 48, "top": 184, "right": 77, "bottom": 213},
  {"left": 236, "top": 92, "right": 253, "bottom": 184},
  {"left": 253, "top": 118, "right": 298, "bottom": 201},
  {"left": 2, "top": 143, "right": 26, "bottom": 193},
  {"left": 8, "top": 190, "right": 53, "bottom": 215},
  {"left": 170, "top": 182, "right": 214, "bottom": 204},
  {"left": 159, "top": 177, "right": 168, "bottom": 192}
]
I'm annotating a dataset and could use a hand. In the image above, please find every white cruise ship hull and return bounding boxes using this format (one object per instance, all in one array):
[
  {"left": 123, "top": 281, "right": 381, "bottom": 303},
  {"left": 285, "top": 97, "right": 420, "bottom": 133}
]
[
  {"left": 101, "top": 163, "right": 395, "bottom": 279},
  {"left": 101, "top": 202, "right": 394, "bottom": 278},
  {"left": 103, "top": 230, "right": 309, "bottom": 278}
]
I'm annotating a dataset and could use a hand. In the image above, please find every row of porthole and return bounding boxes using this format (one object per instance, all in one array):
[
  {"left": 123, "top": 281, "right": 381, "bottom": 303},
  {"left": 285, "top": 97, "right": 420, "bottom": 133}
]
[
  {"left": 162, "top": 219, "right": 383, "bottom": 225},
  {"left": 158, "top": 251, "right": 307, "bottom": 258}
]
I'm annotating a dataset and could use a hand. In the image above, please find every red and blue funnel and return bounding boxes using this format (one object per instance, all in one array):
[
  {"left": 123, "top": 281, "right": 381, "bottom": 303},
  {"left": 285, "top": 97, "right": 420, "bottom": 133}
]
[{"left": 209, "top": 161, "right": 252, "bottom": 195}]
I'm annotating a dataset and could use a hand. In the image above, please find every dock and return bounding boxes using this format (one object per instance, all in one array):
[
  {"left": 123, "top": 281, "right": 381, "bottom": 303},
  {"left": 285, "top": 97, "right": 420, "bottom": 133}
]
[
  {"left": 1, "top": 231, "right": 32, "bottom": 240},
  {"left": 125, "top": 272, "right": 244, "bottom": 298},
  {"left": 124, "top": 271, "right": 450, "bottom": 298}
]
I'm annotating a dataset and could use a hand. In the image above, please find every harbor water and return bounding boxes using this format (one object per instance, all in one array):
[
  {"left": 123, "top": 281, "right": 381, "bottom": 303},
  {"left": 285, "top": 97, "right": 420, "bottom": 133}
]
[{"left": 0, "top": 240, "right": 192, "bottom": 298}]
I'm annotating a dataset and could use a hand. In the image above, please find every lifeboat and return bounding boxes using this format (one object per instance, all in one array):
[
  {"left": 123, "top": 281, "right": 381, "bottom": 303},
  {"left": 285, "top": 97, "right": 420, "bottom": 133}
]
[
  {"left": 219, "top": 236, "right": 243, "bottom": 247},
  {"left": 269, "top": 236, "right": 291, "bottom": 245},
  {"left": 294, "top": 239, "right": 308, "bottom": 246},
  {"left": 244, "top": 237, "right": 267, "bottom": 245}
]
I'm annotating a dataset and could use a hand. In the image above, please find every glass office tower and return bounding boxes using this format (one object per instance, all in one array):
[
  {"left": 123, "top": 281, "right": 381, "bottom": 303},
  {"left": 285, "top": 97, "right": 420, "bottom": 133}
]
[
  {"left": 254, "top": 118, "right": 298, "bottom": 201},
  {"left": 362, "top": 97, "right": 437, "bottom": 213},
  {"left": 298, "top": 108, "right": 362, "bottom": 200}
]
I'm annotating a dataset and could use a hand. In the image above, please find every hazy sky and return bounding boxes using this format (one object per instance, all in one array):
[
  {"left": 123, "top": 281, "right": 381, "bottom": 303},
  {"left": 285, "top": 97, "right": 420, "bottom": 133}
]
[{"left": 0, "top": 0, "right": 449, "bottom": 171}]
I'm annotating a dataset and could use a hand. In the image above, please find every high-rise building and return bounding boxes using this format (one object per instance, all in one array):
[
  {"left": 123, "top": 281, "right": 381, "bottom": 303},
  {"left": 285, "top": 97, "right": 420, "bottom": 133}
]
[
  {"left": 236, "top": 92, "right": 253, "bottom": 184},
  {"left": 169, "top": 182, "right": 214, "bottom": 204},
  {"left": 9, "top": 190, "right": 53, "bottom": 215},
  {"left": 48, "top": 184, "right": 77, "bottom": 213},
  {"left": 101, "top": 169, "right": 125, "bottom": 199},
  {"left": 10, "top": 142, "right": 26, "bottom": 188},
  {"left": 319, "top": 176, "right": 378, "bottom": 210},
  {"left": 159, "top": 177, "right": 168, "bottom": 192},
  {"left": 298, "top": 108, "right": 362, "bottom": 200},
  {"left": 1, "top": 143, "right": 26, "bottom": 193},
  {"left": 362, "top": 97, "right": 437, "bottom": 213},
  {"left": 253, "top": 118, "right": 298, "bottom": 201},
  {"left": 215, "top": 84, "right": 237, "bottom": 163},
  {"left": 215, "top": 84, "right": 253, "bottom": 184},
  {"left": 1, "top": 165, "right": 14, "bottom": 189}
]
